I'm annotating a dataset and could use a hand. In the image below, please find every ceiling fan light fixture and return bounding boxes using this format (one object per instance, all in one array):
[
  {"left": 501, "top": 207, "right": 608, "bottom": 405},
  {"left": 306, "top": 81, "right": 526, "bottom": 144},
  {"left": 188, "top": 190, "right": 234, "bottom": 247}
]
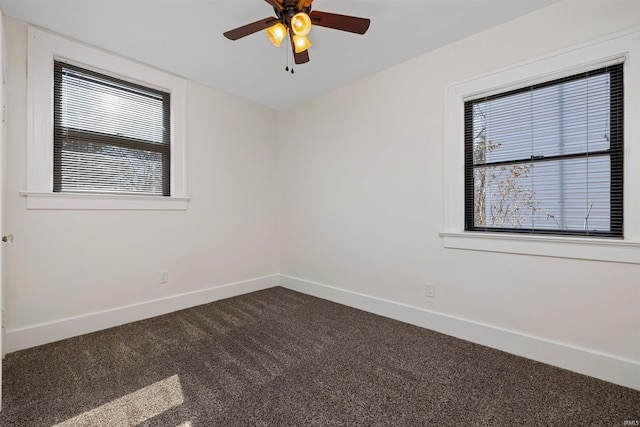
[
  {"left": 293, "top": 34, "right": 312, "bottom": 53},
  {"left": 291, "top": 12, "right": 312, "bottom": 36},
  {"left": 224, "top": 3, "right": 370, "bottom": 66},
  {"left": 266, "top": 22, "right": 287, "bottom": 47}
]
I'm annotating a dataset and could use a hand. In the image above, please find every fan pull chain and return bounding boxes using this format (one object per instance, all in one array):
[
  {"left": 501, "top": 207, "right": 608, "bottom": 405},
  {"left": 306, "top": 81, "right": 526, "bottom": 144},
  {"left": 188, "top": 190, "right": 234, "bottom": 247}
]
[
  {"left": 285, "top": 40, "right": 289, "bottom": 72},
  {"left": 284, "top": 34, "right": 294, "bottom": 75},
  {"left": 289, "top": 47, "right": 294, "bottom": 74}
]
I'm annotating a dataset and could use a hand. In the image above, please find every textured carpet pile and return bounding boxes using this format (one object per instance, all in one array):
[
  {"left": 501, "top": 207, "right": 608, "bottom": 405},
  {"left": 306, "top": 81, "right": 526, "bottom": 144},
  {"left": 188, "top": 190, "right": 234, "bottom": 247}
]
[{"left": 0, "top": 287, "right": 638, "bottom": 426}]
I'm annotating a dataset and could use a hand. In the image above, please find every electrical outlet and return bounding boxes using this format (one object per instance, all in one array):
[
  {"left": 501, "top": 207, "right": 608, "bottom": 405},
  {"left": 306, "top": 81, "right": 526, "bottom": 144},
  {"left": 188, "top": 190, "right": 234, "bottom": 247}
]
[
  {"left": 425, "top": 283, "right": 435, "bottom": 298},
  {"left": 159, "top": 271, "right": 169, "bottom": 284}
]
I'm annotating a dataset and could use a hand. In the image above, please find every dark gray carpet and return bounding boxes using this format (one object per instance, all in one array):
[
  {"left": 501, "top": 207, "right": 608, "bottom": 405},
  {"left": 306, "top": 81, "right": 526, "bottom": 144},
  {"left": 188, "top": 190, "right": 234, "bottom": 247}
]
[{"left": 0, "top": 287, "right": 638, "bottom": 426}]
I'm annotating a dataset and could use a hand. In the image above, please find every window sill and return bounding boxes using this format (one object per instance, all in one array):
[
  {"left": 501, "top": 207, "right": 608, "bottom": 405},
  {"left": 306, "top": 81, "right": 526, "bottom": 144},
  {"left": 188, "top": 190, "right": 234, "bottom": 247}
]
[
  {"left": 20, "top": 192, "right": 190, "bottom": 211},
  {"left": 440, "top": 232, "right": 640, "bottom": 264}
]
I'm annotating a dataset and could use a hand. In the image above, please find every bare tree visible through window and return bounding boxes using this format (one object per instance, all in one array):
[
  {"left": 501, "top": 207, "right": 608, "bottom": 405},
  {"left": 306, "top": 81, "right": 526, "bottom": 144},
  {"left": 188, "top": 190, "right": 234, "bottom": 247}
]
[{"left": 472, "top": 107, "right": 537, "bottom": 228}]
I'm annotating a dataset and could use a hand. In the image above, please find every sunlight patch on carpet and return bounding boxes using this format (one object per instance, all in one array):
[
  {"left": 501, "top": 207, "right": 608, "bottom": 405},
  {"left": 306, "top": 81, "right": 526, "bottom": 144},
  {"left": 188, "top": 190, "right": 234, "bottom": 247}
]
[{"left": 53, "top": 374, "right": 185, "bottom": 426}]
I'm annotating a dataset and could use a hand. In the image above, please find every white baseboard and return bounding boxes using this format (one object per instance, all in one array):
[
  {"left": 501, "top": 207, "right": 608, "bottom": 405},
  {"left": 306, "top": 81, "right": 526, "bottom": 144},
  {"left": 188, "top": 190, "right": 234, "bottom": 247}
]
[
  {"left": 279, "top": 274, "right": 640, "bottom": 391},
  {"left": 6, "top": 273, "right": 638, "bottom": 391},
  {"left": 4, "top": 274, "right": 280, "bottom": 354}
]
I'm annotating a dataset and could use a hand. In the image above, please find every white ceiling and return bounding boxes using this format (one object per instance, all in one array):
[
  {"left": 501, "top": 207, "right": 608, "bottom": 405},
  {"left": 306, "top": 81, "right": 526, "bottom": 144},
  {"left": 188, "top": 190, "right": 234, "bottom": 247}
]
[{"left": 1, "top": 0, "right": 559, "bottom": 110}]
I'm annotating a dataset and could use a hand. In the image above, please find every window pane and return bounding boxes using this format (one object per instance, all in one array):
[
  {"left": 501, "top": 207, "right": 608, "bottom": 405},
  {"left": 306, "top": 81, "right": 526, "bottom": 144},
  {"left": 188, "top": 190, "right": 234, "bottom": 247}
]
[
  {"left": 474, "top": 158, "right": 611, "bottom": 233},
  {"left": 58, "top": 139, "right": 165, "bottom": 195},
  {"left": 60, "top": 67, "right": 166, "bottom": 143},
  {"left": 473, "top": 73, "right": 612, "bottom": 165}
]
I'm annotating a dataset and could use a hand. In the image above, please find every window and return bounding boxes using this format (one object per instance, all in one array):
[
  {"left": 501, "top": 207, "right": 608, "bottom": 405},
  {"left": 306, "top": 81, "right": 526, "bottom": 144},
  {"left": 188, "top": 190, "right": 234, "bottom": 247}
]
[
  {"left": 25, "top": 27, "right": 188, "bottom": 210},
  {"left": 54, "top": 61, "right": 171, "bottom": 196},
  {"left": 442, "top": 27, "right": 640, "bottom": 264},
  {"left": 464, "top": 64, "right": 623, "bottom": 238}
]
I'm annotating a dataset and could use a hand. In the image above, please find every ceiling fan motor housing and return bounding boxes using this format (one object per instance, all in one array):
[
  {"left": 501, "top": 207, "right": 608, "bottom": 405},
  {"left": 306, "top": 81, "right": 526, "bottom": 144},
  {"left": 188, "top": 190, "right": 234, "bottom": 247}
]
[{"left": 274, "top": 0, "right": 311, "bottom": 27}]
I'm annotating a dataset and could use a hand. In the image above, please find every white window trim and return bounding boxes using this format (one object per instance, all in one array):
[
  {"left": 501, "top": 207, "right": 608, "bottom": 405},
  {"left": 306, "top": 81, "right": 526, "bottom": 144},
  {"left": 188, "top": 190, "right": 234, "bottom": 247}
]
[
  {"left": 24, "top": 27, "right": 189, "bottom": 210},
  {"left": 442, "top": 27, "right": 640, "bottom": 265}
]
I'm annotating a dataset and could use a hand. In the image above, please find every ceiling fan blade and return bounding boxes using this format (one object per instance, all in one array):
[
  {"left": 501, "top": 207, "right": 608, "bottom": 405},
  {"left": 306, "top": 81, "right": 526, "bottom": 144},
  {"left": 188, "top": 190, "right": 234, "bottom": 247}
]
[
  {"left": 264, "top": 0, "right": 283, "bottom": 12},
  {"left": 289, "top": 29, "right": 310, "bottom": 64},
  {"left": 223, "top": 17, "right": 279, "bottom": 40},
  {"left": 294, "top": 48, "right": 310, "bottom": 65},
  {"left": 310, "top": 11, "right": 370, "bottom": 35}
]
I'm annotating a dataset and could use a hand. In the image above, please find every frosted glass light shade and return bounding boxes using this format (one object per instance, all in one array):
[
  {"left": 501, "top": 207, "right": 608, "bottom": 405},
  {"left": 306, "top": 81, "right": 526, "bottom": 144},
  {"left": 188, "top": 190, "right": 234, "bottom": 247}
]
[
  {"left": 293, "top": 35, "right": 312, "bottom": 53},
  {"left": 266, "top": 23, "right": 287, "bottom": 47},
  {"left": 291, "top": 12, "right": 311, "bottom": 36}
]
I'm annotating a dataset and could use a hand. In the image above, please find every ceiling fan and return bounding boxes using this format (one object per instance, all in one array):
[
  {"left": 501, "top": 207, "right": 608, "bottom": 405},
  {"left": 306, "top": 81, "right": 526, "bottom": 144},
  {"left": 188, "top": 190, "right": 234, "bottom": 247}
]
[{"left": 223, "top": 0, "right": 371, "bottom": 66}]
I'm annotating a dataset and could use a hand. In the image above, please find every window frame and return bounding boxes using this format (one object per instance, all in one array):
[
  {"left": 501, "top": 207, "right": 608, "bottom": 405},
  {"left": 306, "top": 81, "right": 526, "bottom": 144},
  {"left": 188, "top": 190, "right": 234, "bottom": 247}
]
[
  {"left": 25, "top": 27, "right": 189, "bottom": 210},
  {"left": 442, "top": 27, "right": 640, "bottom": 264},
  {"left": 464, "top": 64, "right": 624, "bottom": 238}
]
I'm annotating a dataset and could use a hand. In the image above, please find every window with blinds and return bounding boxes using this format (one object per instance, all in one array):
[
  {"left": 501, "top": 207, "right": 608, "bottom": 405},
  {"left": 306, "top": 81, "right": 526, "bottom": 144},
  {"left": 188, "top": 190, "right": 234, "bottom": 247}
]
[
  {"left": 53, "top": 61, "right": 171, "bottom": 196},
  {"left": 464, "top": 64, "right": 623, "bottom": 237}
]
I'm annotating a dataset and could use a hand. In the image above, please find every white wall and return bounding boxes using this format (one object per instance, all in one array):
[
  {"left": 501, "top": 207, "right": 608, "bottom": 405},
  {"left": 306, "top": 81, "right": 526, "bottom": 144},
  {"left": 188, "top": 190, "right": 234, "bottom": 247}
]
[
  {"left": 4, "top": 18, "right": 280, "bottom": 350},
  {"left": 278, "top": 1, "right": 640, "bottom": 388}
]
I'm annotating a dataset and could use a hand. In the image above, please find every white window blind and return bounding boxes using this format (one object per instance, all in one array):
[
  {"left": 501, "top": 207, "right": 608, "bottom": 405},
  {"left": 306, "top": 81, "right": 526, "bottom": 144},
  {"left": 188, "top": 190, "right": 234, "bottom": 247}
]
[{"left": 53, "top": 61, "right": 171, "bottom": 196}]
